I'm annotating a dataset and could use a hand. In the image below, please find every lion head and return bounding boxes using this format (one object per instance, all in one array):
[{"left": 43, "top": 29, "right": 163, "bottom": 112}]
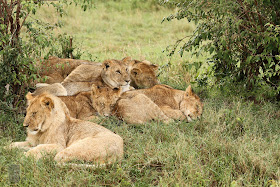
[
  {"left": 101, "top": 59, "right": 130, "bottom": 89},
  {"left": 24, "top": 92, "right": 69, "bottom": 135},
  {"left": 91, "top": 84, "right": 122, "bottom": 117},
  {"left": 128, "top": 59, "right": 159, "bottom": 89},
  {"left": 179, "top": 85, "right": 203, "bottom": 122}
]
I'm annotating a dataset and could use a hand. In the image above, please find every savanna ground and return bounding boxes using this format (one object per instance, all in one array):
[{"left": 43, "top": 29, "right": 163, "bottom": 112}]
[{"left": 1, "top": 1, "right": 280, "bottom": 186}]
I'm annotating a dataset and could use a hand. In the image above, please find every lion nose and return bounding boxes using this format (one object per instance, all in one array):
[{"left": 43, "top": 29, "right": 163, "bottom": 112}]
[
  {"left": 23, "top": 123, "right": 29, "bottom": 127},
  {"left": 125, "top": 80, "right": 130, "bottom": 83}
]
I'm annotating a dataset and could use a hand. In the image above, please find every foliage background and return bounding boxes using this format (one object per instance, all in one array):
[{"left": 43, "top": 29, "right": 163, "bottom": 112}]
[{"left": 163, "top": 0, "right": 280, "bottom": 100}]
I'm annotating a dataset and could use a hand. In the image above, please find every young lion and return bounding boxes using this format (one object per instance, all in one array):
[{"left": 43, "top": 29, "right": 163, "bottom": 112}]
[
  {"left": 9, "top": 93, "right": 123, "bottom": 164},
  {"left": 91, "top": 85, "right": 123, "bottom": 117},
  {"left": 91, "top": 84, "right": 203, "bottom": 124},
  {"left": 128, "top": 59, "right": 159, "bottom": 89},
  {"left": 61, "top": 59, "right": 131, "bottom": 95},
  {"left": 58, "top": 84, "right": 122, "bottom": 120},
  {"left": 38, "top": 56, "right": 98, "bottom": 84}
]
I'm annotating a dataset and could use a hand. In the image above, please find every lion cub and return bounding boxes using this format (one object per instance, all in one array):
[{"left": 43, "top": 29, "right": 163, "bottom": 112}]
[
  {"left": 59, "top": 85, "right": 122, "bottom": 120},
  {"left": 10, "top": 93, "right": 123, "bottom": 164},
  {"left": 61, "top": 59, "right": 131, "bottom": 95},
  {"left": 92, "top": 84, "right": 203, "bottom": 124},
  {"left": 121, "top": 57, "right": 159, "bottom": 89}
]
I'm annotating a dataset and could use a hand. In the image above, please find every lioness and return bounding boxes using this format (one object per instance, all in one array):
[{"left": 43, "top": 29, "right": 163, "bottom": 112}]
[
  {"left": 91, "top": 84, "right": 203, "bottom": 124},
  {"left": 38, "top": 56, "right": 98, "bottom": 84},
  {"left": 61, "top": 59, "right": 130, "bottom": 95},
  {"left": 9, "top": 93, "right": 123, "bottom": 164}
]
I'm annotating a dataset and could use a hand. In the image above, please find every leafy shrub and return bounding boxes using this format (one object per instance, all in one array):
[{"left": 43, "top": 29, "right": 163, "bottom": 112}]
[
  {"left": 163, "top": 0, "right": 280, "bottom": 99},
  {"left": 0, "top": 0, "right": 92, "bottom": 108}
]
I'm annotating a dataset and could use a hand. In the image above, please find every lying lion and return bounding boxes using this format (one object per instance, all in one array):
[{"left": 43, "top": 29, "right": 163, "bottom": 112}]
[
  {"left": 9, "top": 93, "right": 123, "bottom": 164},
  {"left": 91, "top": 84, "right": 203, "bottom": 124},
  {"left": 61, "top": 59, "right": 131, "bottom": 95},
  {"left": 38, "top": 56, "right": 99, "bottom": 84}
]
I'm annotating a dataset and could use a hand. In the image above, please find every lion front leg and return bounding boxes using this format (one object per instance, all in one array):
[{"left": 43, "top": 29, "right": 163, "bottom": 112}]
[
  {"left": 83, "top": 115, "right": 99, "bottom": 121},
  {"left": 160, "top": 106, "right": 186, "bottom": 121},
  {"left": 25, "top": 144, "right": 65, "bottom": 160},
  {"left": 8, "top": 141, "right": 33, "bottom": 151}
]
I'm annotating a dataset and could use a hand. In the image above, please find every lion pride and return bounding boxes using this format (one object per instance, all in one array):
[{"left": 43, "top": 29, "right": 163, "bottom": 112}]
[{"left": 91, "top": 84, "right": 203, "bottom": 124}]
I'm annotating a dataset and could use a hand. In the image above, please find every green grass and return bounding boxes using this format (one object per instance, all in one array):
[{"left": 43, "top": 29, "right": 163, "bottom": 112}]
[{"left": 1, "top": 1, "right": 280, "bottom": 186}]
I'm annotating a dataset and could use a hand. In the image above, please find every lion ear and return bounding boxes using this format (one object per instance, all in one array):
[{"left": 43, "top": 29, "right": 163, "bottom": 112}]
[
  {"left": 41, "top": 96, "right": 54, "bottom": 110},
  {"left": 113, "top": 87, "right": 122, "bottom": 96},
  {"left": 131, "top": 68, "right": 141, "bottom": 76},
  {"left": 151, "top": 64, "right": 159, "bottom": 71},
  {"left": 185, "top": 85, "right": 194, "bottom": 97},
  {"left": 26, "top": 92, "right": 34, "bottom": 106},
  {"left": 26, "top": 92, "right": 34, "bottom": 101},
  {"left": 103, "top": 60, "right": 111, "bottom": 69},
  {"left": 121, "top": 56, "right": 132, "bottom": 62},
  {"left": 142, "top": 60, "right": 151, "bottom": 65},
  {"left": 133, "top": 60, "right": 141, "bottom": 64}
]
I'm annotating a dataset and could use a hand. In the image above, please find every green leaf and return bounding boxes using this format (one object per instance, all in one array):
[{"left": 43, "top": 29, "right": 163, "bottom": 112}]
[{"left": 259, "top": 67, "right": 264, "bottom": 77}]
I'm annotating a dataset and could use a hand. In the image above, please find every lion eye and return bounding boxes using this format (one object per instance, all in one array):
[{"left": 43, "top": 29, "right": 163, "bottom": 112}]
[
  {"left": 32, "top": 112, "right": 37, "bottom": 116},
  {"left": 116, "top": 70, "right": 121, "bottom": 74}
]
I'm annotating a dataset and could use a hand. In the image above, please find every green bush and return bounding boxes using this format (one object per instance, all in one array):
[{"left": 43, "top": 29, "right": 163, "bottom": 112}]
[
  {"left": 164, "top": 0, "right": 280, "bottom": 99},
  {"left": 0, "top": 0, "right": 92, "bottom": 108}
]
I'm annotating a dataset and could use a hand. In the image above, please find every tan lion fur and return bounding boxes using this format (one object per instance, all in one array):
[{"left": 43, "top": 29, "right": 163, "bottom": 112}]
[
  {"left": 127, "top": 59, "right": 159, "bottom": 89},
  {"left": 58, "top": 91, "right": 96, "bottom": 120},
  {"left": 91, "top": 85, "right": 123, "bottom": 117},
  {"left": 10, "top": 93, "right": 123, "bottom": 164},
  {"left": 113, "top": 93, "right": 171, "bottom": 124},
  {"left": 61, "top": 59, "right": 130, "bottom": 95},
  {"left": 38, "top": 56, "right": 99, "bottom": 84},
  {"left": 32, "top": 83, "right": 67, "bottom": 97}
]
